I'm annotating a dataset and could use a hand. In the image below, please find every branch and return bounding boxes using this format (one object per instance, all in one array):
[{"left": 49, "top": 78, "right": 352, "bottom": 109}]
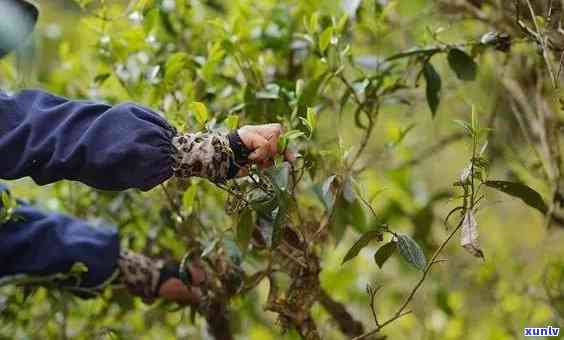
[
  {"left": 204, "top": 300, "right": 234, "bottom": 340},
  {"left": 352, "top": 218, "right": 464, "bottom": 340},
  {"left": 318, "top": 288, "right": 365, "bottom": 337},
  {"left": 337, "top": 74, "right": 376, "bottom": 167},
  {"left": 395, "top": 132, "right": 466, "bottom": 169},
  {"left": 523, "top": 0, "right": 558, "bottom": 88}
]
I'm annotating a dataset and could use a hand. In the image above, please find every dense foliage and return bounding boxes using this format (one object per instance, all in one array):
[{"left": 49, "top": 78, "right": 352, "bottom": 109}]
[{"left": 1, "top": 0, "right": 564, "bottom": 339}]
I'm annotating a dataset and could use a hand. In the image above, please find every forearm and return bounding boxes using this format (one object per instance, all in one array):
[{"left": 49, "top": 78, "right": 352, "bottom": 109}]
[
  {"left": 0, "top": 186, "right": 120, "bottom": 288},
  {"left": 0, "top": 89, "right": 247, "bottom": 191},
  {"left": 0, "top": 185, "right": 186, "bottom": 301}
]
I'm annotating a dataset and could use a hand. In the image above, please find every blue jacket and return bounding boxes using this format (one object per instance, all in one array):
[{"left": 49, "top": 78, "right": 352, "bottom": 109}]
[{"left": 0, "top": 89, "right": 176, "bottom": 287}]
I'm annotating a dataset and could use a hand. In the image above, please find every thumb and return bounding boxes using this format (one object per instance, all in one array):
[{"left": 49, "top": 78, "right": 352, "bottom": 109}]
[
  {"left": 249, "top": 143, "right": 270, "bottom": 161},
  {"left": 246, "top": 132, "right": 271, "bottom": 161}
]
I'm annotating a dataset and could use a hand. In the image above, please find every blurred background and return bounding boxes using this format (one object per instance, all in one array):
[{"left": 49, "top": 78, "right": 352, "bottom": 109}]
[{"left": 1, "top": 0, "right": 563, "bottom": 339}]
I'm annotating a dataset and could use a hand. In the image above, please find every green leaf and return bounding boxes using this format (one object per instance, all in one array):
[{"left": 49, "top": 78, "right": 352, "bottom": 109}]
[
  {"left": 283, "top": 130, "right": 306, "bottom": 141},
  {"left": 307, "top": 107, "right": 318, "bottom": 131},
  {"left": 182, "top": 184, "right": 198, "bottom": 215},
  {"left": 298, "top": 73, "right": 328, "bottom": 116},
  {"left": 374, "top": 241, "right": 397, "bottom": 269},
  {"left": 224, "top": 115, "right": 239, "bottom": 130},
  {"left": 0, "top": 191, "right": 16, "bottom": 225},
  {"left": 319, "top": 27, "right": 333, "bottom": 53},
  {"left": 254, "top": 191, "right": 288, "bottom": 249},
  {"left": 397, "top": 234, "right": 427, "bottom": 271},
  {"left": 164, "top": 52, "right": 189, "bottom": 84},
  {"left": 422, "top": 61, "right": 441, "bottom": 117},
  {"left": 237, "top": 208, "right": 254, "bottom": 251},
  {"left": 94, "top": 73, "right": 111, "bottom": 84},
  {"left": 342, "top": 230, "right": 383, "bottom": 264},
  {"left": 189, "top": 102, "right": 209, "bottom": 125},
  {"left": 269, "top": 163, "right": 290, "bottom": 192},
  {"left": 332, "top": 196, "right": 367, "bottom": 242},
  {"left": 306, "top": 12, "right": 320, "bottom": 34},
  {"left": 447, "top": 49, "right": 477, "bottom": 81},
  {"left": 484, "top": 180, "right": 548, "bottom": 214},
  {"left": 70, "top": 262, "right": 88, "bottom": 274},
  {"left": 249, "top": 191, "right": 278, "bottom": 219},
  {"left": 278, "top": 136, "right": 288, "bottom": 152},
  {"left": 299, "top": 107, "right": 318, "bottom": 137},
  {"left": 295, "top": 79, "right": 304, "bottom": 97},
  {"left": 453, "top": 119, "right": 474, "bottom": 136}
]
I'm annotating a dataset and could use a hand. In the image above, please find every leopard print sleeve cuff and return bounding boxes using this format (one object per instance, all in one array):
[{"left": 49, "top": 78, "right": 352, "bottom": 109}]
[
  {"left": 117, "top": 250, "right": 163, "bottom": 302},
  {"left": 172, "top": 131, "right": 250, "bottom": 182}
]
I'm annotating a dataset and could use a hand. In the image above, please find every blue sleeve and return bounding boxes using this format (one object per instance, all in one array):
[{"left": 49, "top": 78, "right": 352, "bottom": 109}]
[
  {"left": 0, "top": 89, "right": 176, "bottom": 191},
  {"left": 0, "top": 185, "right": 120, "bottom": 288}
]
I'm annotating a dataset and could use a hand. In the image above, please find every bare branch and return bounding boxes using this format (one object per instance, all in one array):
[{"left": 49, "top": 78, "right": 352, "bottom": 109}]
[
  {"left": 395, "top": 132, "right": 466, "bottom": 169},
  {"left": 352, "top": 218, "right": 465, "bottom": 340},
  {"left": 318, "top": 288, "right": 365, "bottom": 337},
  {"left": 524, "top": 0, "right": 558, "bottom": 88}
]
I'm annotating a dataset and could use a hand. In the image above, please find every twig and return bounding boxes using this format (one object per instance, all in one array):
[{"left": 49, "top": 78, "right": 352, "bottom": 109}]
[
  {"left": 352, "top": 218, "right": 464, "bottom": 340},
  {"left": 337, "top": 74, "right": 377, "bottom": 167},
  {"left": 278, "top": 245, "right": 308, "bottom": 268},
  {"left": 160, "top": 184, "right": 185, "bottom": 223},
  {"left": 395, "top": 132, "right": 466, "bottom": 169},
  {"left": 524, "top": 0, "right": 558, "bottom": 88},
  {"left": 366, "top": 284, "right": 382, "bottom": 327},
  {"left": 318, "top": 288, "right": 365, "bottom": 337},
  {"left": 311, "top": 181, "right": 344, "bottom": 242},
  {"left": 557, "top": 51, "right": 564, "bottom": 81}
]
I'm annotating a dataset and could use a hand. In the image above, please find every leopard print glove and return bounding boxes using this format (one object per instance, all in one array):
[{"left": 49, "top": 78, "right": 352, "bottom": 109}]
[
  {"left": 117, "top": 250, "right": 164, "bottom": 302},
  {"left": 172, "top": 131, "right": 250, "bottom": 183}
]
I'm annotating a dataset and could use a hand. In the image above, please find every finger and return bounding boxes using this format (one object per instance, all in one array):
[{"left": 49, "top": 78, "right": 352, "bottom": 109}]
[
  {"left": 248, "top": 124, "right": 283, "bottom": 146},
  {"left": 245, "top": 132, "right": 272, "bottom": 161},
  {"left": 247, "top": 123, "right": 283, "bottom": 137},
  {"left": 256, "top": 127, "right": 281, "bottom": 157},
  {"left": 249, "top": 144, "right": 270, "bottom": 161},
  {"left": 240, "top": 130, "right": 267, "bottom": 152},
  {"left": 236, "top": 167, "right": 249, "bottom": 177},
  {"left": 264, "top": 123, "right": 283, "bottom": 138},
  {"left": 284, "top": 149, "right": 299, "bottom": 162},
  {"left": 158, "top": 278, "right": 202, "bottom": 305},
  {"left": 178, "top": 286, "right": 202, "bottom": 305},
  {"left": 239, "top": 125, "right": 283, "bottom": 157},
  {"left": 266, "top": 136, "right": 278, "bottom": 157}
]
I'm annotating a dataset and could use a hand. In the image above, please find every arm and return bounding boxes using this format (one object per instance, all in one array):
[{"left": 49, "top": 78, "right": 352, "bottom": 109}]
[
  {"left": 0, "top": 185, "right": 120, "bottom": 287},
  {"left": 0, "top": 185, "right": 204, "bottom": 303},
  {"left": 0, "top": 89, "right": 259, "bottom": 191}
]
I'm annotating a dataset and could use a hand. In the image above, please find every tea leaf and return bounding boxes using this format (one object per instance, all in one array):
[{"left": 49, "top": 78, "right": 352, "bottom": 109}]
[{"left": 397, "top": 234, "right": 427, "bottom": 271}]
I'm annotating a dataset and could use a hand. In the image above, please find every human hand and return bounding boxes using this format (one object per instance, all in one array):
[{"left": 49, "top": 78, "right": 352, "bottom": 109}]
[
  {"left": 117, "top": 250, "right": 207, "bottom": 305},
  {"left": 157, "top": 259, "right": 207, "bottom": 305},
  {"left": 236, "top": 124, "right": 296, "bottom": 171}
]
